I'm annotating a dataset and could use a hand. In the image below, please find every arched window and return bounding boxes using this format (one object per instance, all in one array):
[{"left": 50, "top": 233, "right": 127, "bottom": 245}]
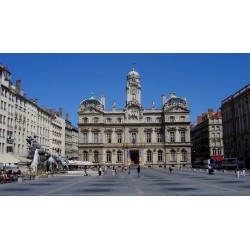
[
  {"left": 117, "top": 150, "right": 122, "bottom": 162},
  {"left": 158, "top": 150, "right": 163, "bottom": 162},
  {"left": 169, "top": 116, "right": 175, "bottom": 122},
  {"left": 179, "top": 116, "right": 185, "bottom": 122},
  {"left": 83, "top": 151, "right": 88, "bottom": 161},
  {"left": 94, "top": 151, "right": 99, "bottom": 163},
  {"left": 93, "top": 117, "right": 99, "bottom": 123},
  {"left": 181, "top": 149, "right": 187, "bottom": 161},
  {"left": 106, "top": 150, "right": 111, "bottom": 162},
  {"left": 147, "top": 150, "right": 152, "bottom": 162},
  {"left": 146, "top": 117, "right": 151, "bottom": 123},
  {"left": 106, "top": 118, "right": 112, "bottom": 124},
  {"left": 83, "top": 117, "right": 88, "bottom": 124},
  {"left": 170, "top": 150, "right": 176, "bottom": 161},
  {"left": 117, "top": 118, "right": 122, "bottom": 123}
]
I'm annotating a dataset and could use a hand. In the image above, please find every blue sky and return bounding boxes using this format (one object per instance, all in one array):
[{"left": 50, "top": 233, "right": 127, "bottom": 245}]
[{"left": 1, "top": 53, "right": 250, "bottom": 126}]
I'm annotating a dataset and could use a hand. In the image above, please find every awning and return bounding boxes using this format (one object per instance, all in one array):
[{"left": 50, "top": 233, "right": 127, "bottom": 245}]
[
  {"left": 0, "top": 153, "right": 31, "bottom": 164},
  {"left": 0, "top": 153, "right": 20, "bottom": 164},
  {"left": 211, "top": 156, "right": 224, "bottom": 161}
]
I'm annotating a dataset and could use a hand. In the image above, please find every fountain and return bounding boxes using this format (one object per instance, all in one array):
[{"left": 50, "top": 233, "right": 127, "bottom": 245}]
[{"left": 26, "top": 135, "right": 69, "bottom": 173}]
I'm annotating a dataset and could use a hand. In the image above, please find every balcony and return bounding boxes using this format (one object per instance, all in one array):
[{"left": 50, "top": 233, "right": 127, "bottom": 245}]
[{"left": 7, "top": 138, "right": 14, "bottom": 144}]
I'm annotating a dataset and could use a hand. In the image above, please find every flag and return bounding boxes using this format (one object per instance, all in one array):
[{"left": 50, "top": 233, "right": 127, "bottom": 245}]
[
  {"left": 127, "top": 151, "right": 131, "bottom": 163},
  {"left": 132, "top": 137, "right": 136, "bottom": 145}
]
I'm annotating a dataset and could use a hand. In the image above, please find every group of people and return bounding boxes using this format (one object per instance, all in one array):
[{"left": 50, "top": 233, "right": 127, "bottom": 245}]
[
  {"left": 0, "top": 168, "right": 22, "bottom": 183},
  {"left": 98, "top": 166, "right": 108, "bottom": 176},
  {"left": 235, "top": 166, "right": 247, "bottom": 178},
  {"left": 97, "top": 165, "right": 141, "bottom": 177}
]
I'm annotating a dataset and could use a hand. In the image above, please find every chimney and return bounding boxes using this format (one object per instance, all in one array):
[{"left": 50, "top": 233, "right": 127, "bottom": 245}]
[
  {"left": 58, "top": 107, "right": 62, "bottom": 117},
  {"left": 100, "top": 95, "right": 105, "bottom": 108},
  {"left": 197, "top": 116, "right": 202, "bottom": 123},
  {"left": 66, "top": 111, "right": 69, "bottom": 121},
  {"left": 162, "top": 94, "right": 166, "bottom": 106},
  {"left": 16, "top": 80, "right": 21, "bottom": 94},
  {"left": 208, "top": 108, "right": 214, "bottom": 115}
]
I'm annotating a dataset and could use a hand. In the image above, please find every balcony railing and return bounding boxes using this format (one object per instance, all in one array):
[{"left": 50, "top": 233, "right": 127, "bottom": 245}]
[{"left": 7, "top": 138, "right": 14, "bottom": 144}]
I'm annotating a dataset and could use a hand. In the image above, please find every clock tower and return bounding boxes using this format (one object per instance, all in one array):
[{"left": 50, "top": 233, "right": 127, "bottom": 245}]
[
  {"left": 126, "top": 66, "right": 142, "bottom": 105},
  {"left": 124, "top": 66, "right": 144, "bottom": 121}
]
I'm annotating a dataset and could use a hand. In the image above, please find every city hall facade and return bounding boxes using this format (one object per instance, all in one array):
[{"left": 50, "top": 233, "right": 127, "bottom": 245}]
[{"left": 78, "top": 67, "right": 192, "bottom": 168}]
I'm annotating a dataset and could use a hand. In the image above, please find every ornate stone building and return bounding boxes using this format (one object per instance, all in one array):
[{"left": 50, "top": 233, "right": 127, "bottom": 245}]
[
  {"left": 191, "top": 108, "right": 224, "bottom": 163},
  {"left": 0, "top": 64, "right": 76, "bottom": 158},
  {"left": 78, "top": 67, "right": 191, "bottom": 168},
  {"left": 221, "top": 84, "right": 250, "bottom": 167}
]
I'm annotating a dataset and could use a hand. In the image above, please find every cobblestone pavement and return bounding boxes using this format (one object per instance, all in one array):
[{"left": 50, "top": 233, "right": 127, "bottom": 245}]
[{"left": 0, "top": 168, "right": 250, "bottom": 196}]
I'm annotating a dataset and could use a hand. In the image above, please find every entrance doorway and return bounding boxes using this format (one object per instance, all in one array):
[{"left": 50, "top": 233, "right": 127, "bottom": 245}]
[{"left": 130, "top": 150, "right": 139, "bottom": 164}]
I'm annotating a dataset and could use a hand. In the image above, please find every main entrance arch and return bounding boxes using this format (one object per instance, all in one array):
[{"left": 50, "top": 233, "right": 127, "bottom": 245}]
[{"left": 129, "top": 150, "right": 139, "bottom": 164}]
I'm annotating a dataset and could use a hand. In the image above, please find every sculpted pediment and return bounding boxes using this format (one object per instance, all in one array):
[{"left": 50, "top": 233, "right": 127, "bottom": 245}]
[
  {"left": 79, "top": 105, "right": 104, "bottom": 114},
  {"left": 124, "top": 100, "right": 144, "bottom": 120},
  {"left": 164, "top": 105, "right": 189, "bottom": 112}
]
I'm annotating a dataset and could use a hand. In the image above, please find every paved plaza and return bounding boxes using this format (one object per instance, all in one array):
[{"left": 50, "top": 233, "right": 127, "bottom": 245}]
[{"left": 0, "top": 167, "right": 250, "bottom": 196}]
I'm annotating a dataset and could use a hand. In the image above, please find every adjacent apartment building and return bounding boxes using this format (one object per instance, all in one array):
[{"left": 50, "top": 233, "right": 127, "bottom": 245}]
[
  {"left": 191, "top": 108, "right": 224, "bottom": 163},
  {"left": 0, "top": 64, "right": 78, "bottom": 158},
  {"left": 221, "top": 84, "right": 250, "bottom": 167},
  {"left": 78, "top": 67, "right": 192, "bottom": 168}
]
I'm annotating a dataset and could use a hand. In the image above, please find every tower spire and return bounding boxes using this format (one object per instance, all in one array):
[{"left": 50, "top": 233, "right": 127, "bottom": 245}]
[{"left": 132, "top": 61, "right": 135, "bottom": 71}]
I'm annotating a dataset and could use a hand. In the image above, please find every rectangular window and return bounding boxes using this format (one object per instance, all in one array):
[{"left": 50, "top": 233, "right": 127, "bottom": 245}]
[
  {"left": 147, "top": 151, "right": 152, "bottom": 162},
  {"left": 170, "top": 132, "right": 175, "bottom": 142},
  {"left": 180, "top": 132, "right": 186, "bottom": 142},
  {"left": 157, "top": 132, "right": 162, "bottom": 143},
  {"left": 93, "top": 133, "right": 99, "bottom": 143},
  {"left": 83, "top": 133, "right": 88, "bottom": 143},
  {"left": 107, "top": 133, "right": 112, "bottom": 143},
  {"left": 106, "top": 151, "right": 111, "bottom": 162},
  {"left": 117, "top": 151, "right": 122, "bottom": 162},
  {"left": 146, "top": 133, "right": 151, "bottom": 143},
  {"left": 117, "top": 133, "right": 122, "bottom": 143}
]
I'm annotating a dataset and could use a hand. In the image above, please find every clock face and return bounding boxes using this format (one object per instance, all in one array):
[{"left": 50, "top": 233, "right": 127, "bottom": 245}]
[{"left": 131, "top": 88, "right": 137, "bottom": 95}]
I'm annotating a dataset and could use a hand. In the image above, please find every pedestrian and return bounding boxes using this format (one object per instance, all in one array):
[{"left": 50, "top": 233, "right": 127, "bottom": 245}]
[
  {"left": 169, "top": 166, "right": 173, "bottom": 174},
  {"left": 112, "top": 166, "right": 115, "bottom": 175},
  {"left": 242, "top": 166, "right": 246, "bottom": 177},
  {"left": 84, "top": 166, "right": 88, "bottom": 176},
  {"left": 128, "top": 165, "right": 131, "bottom": 175},
  {"left": 236, "top": 166, "right": 240, "bottom": 178},
  {"left": 114, "top": 166, "right": 117, "bottom": 175},
  {"left": 104, "top": 165, "right": 107, "bottom": 175},
  {"left": 98, "top": 166, "right": 102, "bottom": 176},
  {"left": 137, "top": 164, "right": 141, "bottom": 178}
]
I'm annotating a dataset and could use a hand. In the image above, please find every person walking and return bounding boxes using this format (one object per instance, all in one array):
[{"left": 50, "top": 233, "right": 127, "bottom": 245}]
[
  {"left": 104, "top": 165, "right": 107, "bottom": 175},
  {"left": 98, "top": 166, "right": 102, "bottom": 176},
  {"left": 128, "top": 165, "right": 131, "bottom": 175},
  {"left": 169, "top": 166, "right": 173, "bottom": 174},
  {"left": 242, "top": 166, "right": 246, "bottom": 177},
  {"left": 114, "top": 166, "right": 117, "bottom": 175},
  {"left": 137, "top": 165, "right": 141, "bottom": 178},
  {"left": 236, "top": 166, "right": 240, "bottom": 178}
]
